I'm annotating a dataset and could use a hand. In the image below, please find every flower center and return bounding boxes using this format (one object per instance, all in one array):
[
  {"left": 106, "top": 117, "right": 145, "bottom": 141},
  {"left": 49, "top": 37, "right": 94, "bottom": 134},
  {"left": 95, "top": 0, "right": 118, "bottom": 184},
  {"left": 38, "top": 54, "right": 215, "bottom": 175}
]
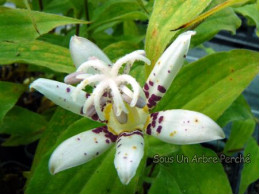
[{"left": 104, "top": 103, "right": 150, "bottom": 135}]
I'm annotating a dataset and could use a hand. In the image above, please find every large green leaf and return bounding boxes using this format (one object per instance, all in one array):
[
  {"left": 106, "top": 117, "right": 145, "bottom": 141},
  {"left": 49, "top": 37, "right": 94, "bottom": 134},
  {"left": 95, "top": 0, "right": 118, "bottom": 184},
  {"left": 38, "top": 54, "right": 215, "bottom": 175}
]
[
  {"left": 25, "top": 109, "right": 144, "bottom": 193},
  {"left": 0, "top": 81, "right": 25, "bottom": 122},
  {"left": 0, "top": 6, "right": 87, "bottom": 41},
  {"left": 88, "top": 0, "right": 147, "bottom": 33},
  {"left": 239, "top": 137, "right": 259, "bottom": 193},
  {"left": 0, "top": 40, "right": 75, "bottom": 73},
  {"left": 0, "top": 106, "right": 47, "bottom": 146},
  {"left": 149, "top": 144, "right": 232, "bottom": 193},
  {"left": 224, "top": 119, "right": 256, "bottom": 155},
  {"left": 234, "top": 2, "right": 259, "bottom": 34},
  {"left": 217, "top": 95, "right": 254, "bottom": 127},
  {"left": 191, "top": 0, "right": 241, "bottom": 48},
  {"left": 145, "top": 0, "right": 211, "bottom": 71},
  {"left": 155, "top": 50, "right": 259, "bottom": 121}
]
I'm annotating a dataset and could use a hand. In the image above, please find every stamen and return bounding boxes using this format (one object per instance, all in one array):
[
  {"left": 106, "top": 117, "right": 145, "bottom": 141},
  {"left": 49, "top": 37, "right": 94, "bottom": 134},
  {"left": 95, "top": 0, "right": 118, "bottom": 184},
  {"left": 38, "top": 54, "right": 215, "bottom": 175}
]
[
  {"left": 116, "top": 75, "right": 144, "bottom": 107},
  {"left": 109, "top": 80, "right": 128, "bottom": 116},
  {"left": 113, "top": 104, "right": 128, "bottom": 124},
  {"left": 64, "top": 71, "right": 85, "bottom": 84},
  {"left": 93, "top": 82, "right": 109, "bottom": 120},
  {"left": 111, "top": 50, "right": 151, "bottom": 76},
  {"left": 120, "top": 85, "right": 146, "bottom": 108},
  {"left": 72, "top": 74, "right": 105, "bottom": 101},
  {"left": 77, "top": 59, "right": 110, "bottom": 75}
]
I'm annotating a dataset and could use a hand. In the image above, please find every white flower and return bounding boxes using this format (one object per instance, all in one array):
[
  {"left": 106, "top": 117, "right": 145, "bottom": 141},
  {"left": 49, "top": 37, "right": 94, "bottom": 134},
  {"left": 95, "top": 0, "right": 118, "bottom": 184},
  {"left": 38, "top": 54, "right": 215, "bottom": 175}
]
[{"left": 30, "top": 31, "right": 225, "bottom": 185}]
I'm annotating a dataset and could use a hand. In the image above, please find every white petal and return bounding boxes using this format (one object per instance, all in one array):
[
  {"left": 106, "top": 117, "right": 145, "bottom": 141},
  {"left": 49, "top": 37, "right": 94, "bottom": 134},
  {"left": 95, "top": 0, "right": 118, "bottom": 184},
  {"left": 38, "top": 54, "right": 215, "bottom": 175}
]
[
  {"left": 114, "top": 131, "right": 144, "bottom": 185},
  {"left": 144, "top": 31, "right": 196, "bottom": 109},
  {"left": 30, "top": 78, "right": 96, "bottom": 120},
  {"left": 49, "top": 126, "right": 117, "bottom": 174},
  {"left": 146, "top": 110, "right": 225, "bottom": 145},
  {"left": 70, "top": 35, "right": 112, "bottom": 68}
]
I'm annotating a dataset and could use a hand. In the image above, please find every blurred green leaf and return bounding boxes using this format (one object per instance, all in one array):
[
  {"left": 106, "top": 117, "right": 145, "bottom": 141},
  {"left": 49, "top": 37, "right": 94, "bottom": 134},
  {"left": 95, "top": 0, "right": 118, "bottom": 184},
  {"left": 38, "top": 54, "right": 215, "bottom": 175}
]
[
  {"left": 103, "top": 40, "right": 140, "bottom": 61},
  {"left": 217, "top": 95, "right": 255, "bottom": 127},
  {"left": 191, "top": 0, "right": 241, "bottom": 48},
  {"left": 149, "top": 144, "right": 232, "bottom": 193},
  {"left": 0, "top": 106, "right": 47, "bottom": 146},
  {"left": 0, "top": 40, "right": 75, "bottom": 73},
  {"left": 145, "top": 0, "right": 211, "bottom": 71},
  {"left": 224, "top": 119, "right": 256, "bottom": 155},
  {"left": 0, "top": 81, "right": 25, "bottom": 122},
  {"left": 239, "top": 137, "right": 259, "bottom": 193},
  {"left": 0, "top": 6, "right": 87, "bottom": 41},
  {"left": 234, "top": 3, "right": 259, "bottom": 34},
  {"left": 88, "top": 0, "right": 147, "bottom": 33},
  {"left": 155, "top": 50, "right": 259, "bottom": 121}
]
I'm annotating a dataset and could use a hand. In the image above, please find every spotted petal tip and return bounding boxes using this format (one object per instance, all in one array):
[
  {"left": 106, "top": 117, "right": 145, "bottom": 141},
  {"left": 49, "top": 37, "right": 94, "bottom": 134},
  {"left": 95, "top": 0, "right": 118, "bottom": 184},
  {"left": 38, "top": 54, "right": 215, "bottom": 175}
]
[
  {"left": 146, "top": 110, "right": 225, "bottom": 145},
  {"left": 144, "top": 30, "right": 196, "bottom": 109},
  {"left": 49, "top": 127, "right": 116, "bottom": 175},
  {"left": 114, "top": 131, "right": 144, "bottom": 185}
]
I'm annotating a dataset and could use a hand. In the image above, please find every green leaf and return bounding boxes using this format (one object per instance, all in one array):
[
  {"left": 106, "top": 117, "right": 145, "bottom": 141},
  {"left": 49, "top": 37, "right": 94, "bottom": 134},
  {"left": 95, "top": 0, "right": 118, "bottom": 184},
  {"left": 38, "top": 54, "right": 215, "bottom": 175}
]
[
  {"left": 0, "top": 106, "right": 47, "bottom": 146},
  {"left": 234, "top": 3, "right": 259, "bottom": 34},
  {"left": 0, "top": 40, "right": 75, "bottom": 73},
  {"left": 217, "top": 95, "right": 254, "bottom": 127},
  {"left": 0, "top": 81, "right": 25, "bottom": 122},
  {"left": 191, "top": 0, "right": 241, "bottom": 48},
  {"left": 25, "top": 109, "right": 144, "bottom": 193},
  {"left": 155, "top": 50, "right": 259, "bottom": 121},
  {"left": 145, "top": 0, "right": 212, "bottom": 71},
  {"left": 224, "top": 119, "right": 256, "bottom": 155},
  {"left": 89, "top": 0, "right": 147, "bottom": 32},
  {"left": 239, "top": 137, "right": 259, "bottom": 193},
  {"left": 0, "top": 6, "right": 87, "bottom": 41},
  {"left": 149, "top": 144, "right": 232, "bottom": 193}
]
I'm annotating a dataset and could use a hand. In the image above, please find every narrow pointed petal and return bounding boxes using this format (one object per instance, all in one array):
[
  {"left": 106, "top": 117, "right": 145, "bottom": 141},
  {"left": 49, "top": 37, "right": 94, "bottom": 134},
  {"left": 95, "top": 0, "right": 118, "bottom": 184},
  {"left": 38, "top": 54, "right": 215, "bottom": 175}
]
[
  {"left": 146, "top": 110, "right": 225, "bottom": 145},
  {"left": 30, "top": 78, "right": 97, "bottom": 120},
  {"left": 49, "top": 126, "right": 117, "bottom": 174},
  {"left": 70, "top": 35, "right": 112, "bottom": 68},
  {"left": 144, "top": 31, "right": 196, "bottom": 109},
  {"left": 114, "top": 130, "right": 144, "bottom": 185}
]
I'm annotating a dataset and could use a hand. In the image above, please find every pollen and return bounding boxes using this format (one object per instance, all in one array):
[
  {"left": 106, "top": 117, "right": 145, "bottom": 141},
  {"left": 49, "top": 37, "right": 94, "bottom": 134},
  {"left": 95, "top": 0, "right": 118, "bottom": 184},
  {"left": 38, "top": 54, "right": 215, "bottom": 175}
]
[{"left": 170, "top": 131, "right": 177, "bottom": 137}]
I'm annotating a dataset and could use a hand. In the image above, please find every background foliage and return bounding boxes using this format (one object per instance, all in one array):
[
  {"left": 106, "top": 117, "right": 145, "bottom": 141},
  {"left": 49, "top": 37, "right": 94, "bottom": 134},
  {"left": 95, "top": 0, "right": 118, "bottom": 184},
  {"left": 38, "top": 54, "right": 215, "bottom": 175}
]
[{"left": 0, "top": 0, "right": 258, "bottom": 193}]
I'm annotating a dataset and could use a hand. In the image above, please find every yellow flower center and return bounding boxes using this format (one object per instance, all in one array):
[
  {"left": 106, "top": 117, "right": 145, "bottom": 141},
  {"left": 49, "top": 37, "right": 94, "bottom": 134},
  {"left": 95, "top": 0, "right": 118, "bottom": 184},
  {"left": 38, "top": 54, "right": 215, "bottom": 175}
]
[{"left": 104, "top": 103, "right": 150, "bottom": 135}]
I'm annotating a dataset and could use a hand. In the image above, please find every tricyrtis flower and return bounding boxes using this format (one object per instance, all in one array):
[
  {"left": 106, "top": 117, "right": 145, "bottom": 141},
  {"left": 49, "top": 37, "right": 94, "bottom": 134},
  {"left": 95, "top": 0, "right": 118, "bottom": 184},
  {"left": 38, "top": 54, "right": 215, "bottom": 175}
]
[{"left": 30, "top": 31, "right": 225, "bottom": 185}]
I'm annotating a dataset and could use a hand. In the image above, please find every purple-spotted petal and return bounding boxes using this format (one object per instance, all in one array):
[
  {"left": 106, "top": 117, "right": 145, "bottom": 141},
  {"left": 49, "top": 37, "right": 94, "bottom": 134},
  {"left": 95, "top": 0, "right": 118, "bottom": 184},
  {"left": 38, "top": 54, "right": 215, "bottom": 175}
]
[
  {"left": 49, "top": 126, "right": 116, "bottom": 174},
  {"left": 114, "top": 130, "right": 144, "bottom": 185},
  {"left": 70, "top": 35, "right": 112, "bottom": 68},
  {"left": 144, "top": 31, "right": 196, "bottom": 109},
  {"left": 146, "top": 110, "right": 225, "bottom": 144},
  {"left": 30, "top": 78, "right": 98, "bottom": 120}
]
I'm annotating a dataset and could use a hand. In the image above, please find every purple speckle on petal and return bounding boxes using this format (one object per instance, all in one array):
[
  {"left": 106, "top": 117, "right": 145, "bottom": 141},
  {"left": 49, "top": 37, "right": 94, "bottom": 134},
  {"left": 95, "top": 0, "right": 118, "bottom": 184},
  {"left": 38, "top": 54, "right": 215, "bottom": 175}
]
[
  {"left": 152, "top": 120, "right": 156, "bottom": 128},
  {"left": 144, "top": 83, "right": 149, "bottom": 90},
  {"left": 77, "top": 137, "right": 80, "bottom": 141},
  {"left": 117, "top": 144, "right": 122, "bottom": 148},
  {"left": 150, "top": 94, "right": 161, "bottom": 101},
  {"left": 158, "top": 116, "right": 164, "bottom": 123},
  {"left": 157, "top": 85, "right": 166, "bottom": 93},
  {"left": 56, "top": 85, "right": 59, "bottom": 88},
  {"left": 105, "top": 139, "right": 110, "bottom": 144},
  {"left": 168, "top": 70, "right": 171, "bottom": 73},
  {"left": 146, "top": 124, "right": 151, "bottom": 135},
  {"left": 149, "top": 81, "right": 154, "bottom": 86},
  {"left": 66, "top": 87, "right": 71, "bottom": 93},
  {"left": 156, "top": 126, "right": 162, "bottom": 134},
  {"left": 84, "top": 152, "right": 87, "bottom": 156},
  {"left": 144, "top": 91, "right": 149, "bottom": 98}
]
